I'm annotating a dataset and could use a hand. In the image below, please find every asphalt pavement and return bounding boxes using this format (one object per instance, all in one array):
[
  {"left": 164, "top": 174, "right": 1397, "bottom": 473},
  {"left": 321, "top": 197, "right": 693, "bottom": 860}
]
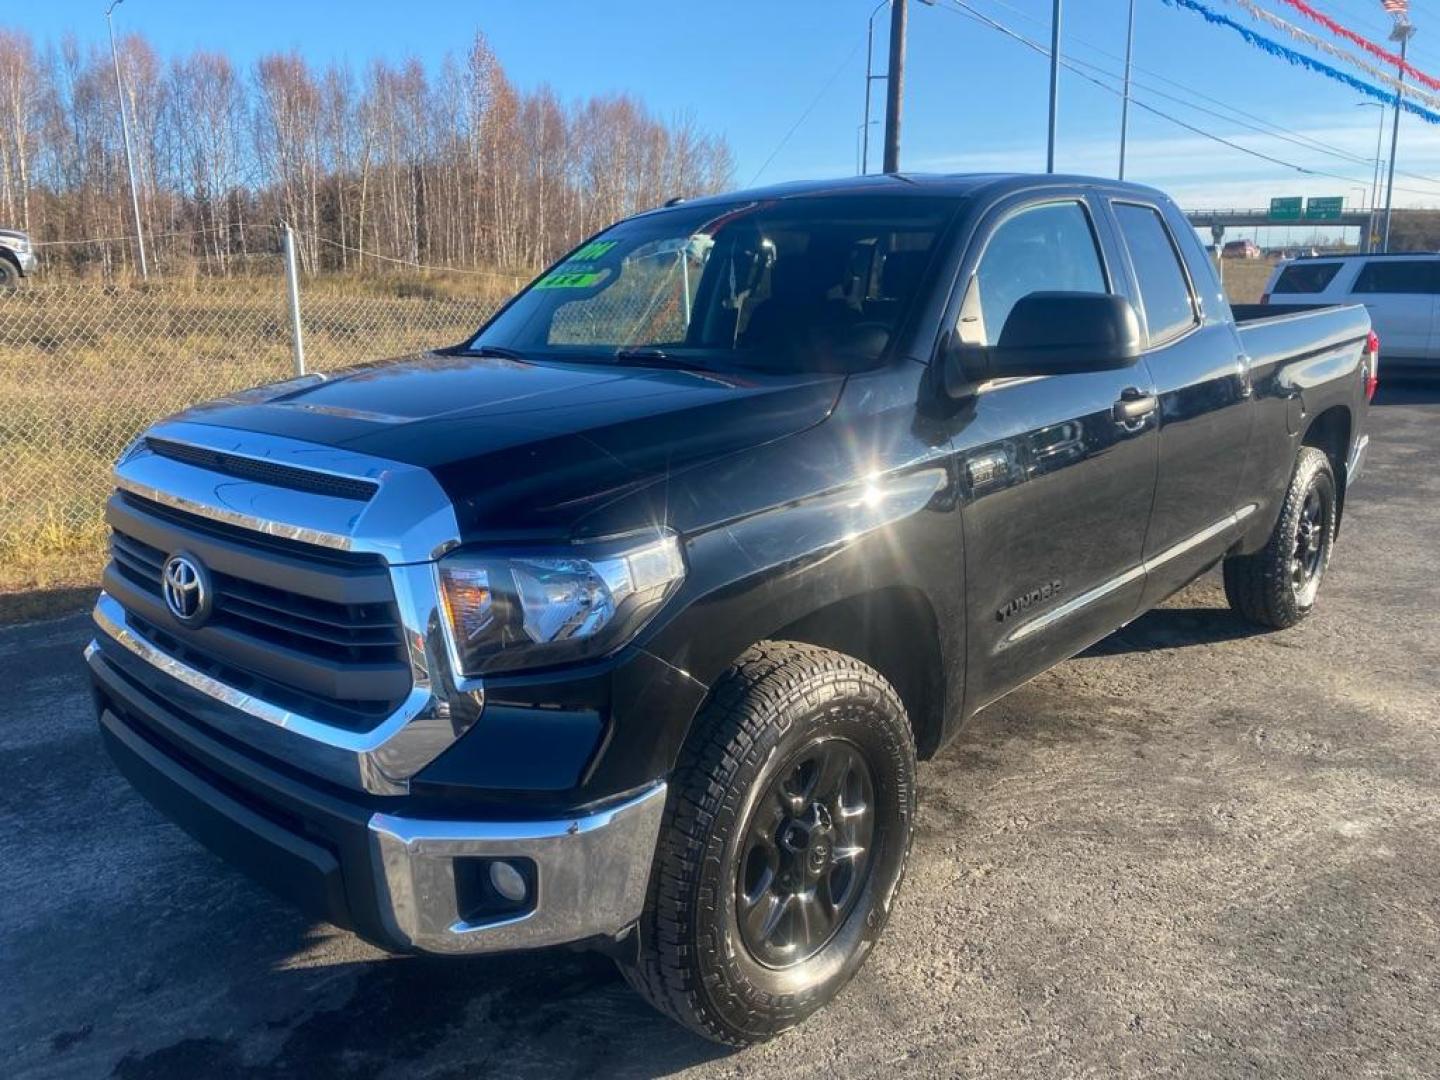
[{"left": 3, "top": 382, "right": 1438, "bottom": 1079}]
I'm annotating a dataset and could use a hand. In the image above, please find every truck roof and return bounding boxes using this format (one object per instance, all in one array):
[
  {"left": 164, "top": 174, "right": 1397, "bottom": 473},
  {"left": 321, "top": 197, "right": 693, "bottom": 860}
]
[
  {"left": 657, "top": 172, "right": 1172, "bottom": 211},
  {"left": 1293, "top": 251, "right": 1440, "bottom": 260}
]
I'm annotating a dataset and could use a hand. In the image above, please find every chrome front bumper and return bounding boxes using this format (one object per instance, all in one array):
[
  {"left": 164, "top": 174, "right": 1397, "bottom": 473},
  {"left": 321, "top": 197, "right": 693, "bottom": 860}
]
[{"left": 369, "top": 783, "right": 668, "bottom": 954}]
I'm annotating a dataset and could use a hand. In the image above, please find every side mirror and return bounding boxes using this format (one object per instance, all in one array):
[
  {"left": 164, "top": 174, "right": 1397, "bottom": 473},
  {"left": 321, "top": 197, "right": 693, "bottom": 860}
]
[{"left": 947, "top": 292, "right": 1143, "bottom": 390}]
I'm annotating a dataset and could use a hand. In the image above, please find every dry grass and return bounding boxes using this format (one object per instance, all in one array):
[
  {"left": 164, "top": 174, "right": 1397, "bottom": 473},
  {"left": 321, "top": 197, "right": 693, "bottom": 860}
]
[
  {"left": 0, "top": 257, "right": 1283, "bottom": 620},
  {"left": 0, "top": 272, "right": 514, "bottom": 610},
  {"left": 1218, "top": 257, "right": 1277, "bottom": 305}
]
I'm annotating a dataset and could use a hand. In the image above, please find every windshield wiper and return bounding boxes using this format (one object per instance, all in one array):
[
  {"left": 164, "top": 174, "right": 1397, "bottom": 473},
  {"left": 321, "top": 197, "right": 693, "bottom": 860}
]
[
  {"left": 465, "top": 344, "right": 528, "bottom": 360},
  {"left": 613, "top": 347, "right": 677, "bottom": 365}
]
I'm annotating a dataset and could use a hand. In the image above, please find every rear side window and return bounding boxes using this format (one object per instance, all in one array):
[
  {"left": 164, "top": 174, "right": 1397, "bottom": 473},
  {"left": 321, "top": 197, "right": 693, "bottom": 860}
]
[
  {"left": 1272, "top": 262, "right": 1341, "bottom": 294},
  {"left": 964, "top": 200, "right": 1108, "bottom": 346},
  {"left": 1351, "top": 260, "right": 1437, "bottom": 295},
  {"left": 1113, "top": 203, "right": 1197, "bottom": 345}
]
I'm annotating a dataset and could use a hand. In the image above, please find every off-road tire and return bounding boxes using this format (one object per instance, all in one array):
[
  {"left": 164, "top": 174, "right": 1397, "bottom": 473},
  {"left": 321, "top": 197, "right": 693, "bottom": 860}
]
[
  {"left": 1223, "top": 446, "right": 1337, "bottom": 629},
  {"left": 620, "top": 641, "right": 917, "bottom": 1045},
  {"left": 0, "top": 257, "right": 17, "bottom": 291}
]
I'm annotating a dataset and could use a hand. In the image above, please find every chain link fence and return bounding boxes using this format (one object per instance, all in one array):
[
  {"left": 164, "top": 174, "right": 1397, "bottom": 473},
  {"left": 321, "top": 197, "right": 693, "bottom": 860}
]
[{"left": 0, "top": 258, "right": 504, "bottom": 590}]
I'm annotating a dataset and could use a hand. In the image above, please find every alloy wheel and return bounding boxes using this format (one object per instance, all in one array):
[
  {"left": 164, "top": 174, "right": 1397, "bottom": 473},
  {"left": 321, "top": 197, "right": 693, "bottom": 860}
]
[{"left": 735, "top": 738, "right": 876, "bottom": 968}]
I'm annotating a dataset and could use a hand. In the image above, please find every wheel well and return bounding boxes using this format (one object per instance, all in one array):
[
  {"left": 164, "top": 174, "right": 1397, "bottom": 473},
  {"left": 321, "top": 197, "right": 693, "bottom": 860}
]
[
  {"left": 1301, "top": 405, "right": 1351, "bottom": 520},
  {"left": 764, "top": 587, "right": 946, "bottom": 759}
]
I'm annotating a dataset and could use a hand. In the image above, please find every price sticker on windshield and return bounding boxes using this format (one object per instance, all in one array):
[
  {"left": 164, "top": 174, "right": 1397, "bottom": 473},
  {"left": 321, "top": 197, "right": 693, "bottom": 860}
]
[{"left": 534, "top": 269, "right": 608, "bottom": 289}]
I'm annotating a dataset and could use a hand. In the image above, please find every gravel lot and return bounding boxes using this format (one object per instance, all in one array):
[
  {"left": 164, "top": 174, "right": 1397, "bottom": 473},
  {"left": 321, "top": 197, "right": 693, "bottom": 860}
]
[{"left": 3, "top": 382, "right": 1438, "bottom": 1080}]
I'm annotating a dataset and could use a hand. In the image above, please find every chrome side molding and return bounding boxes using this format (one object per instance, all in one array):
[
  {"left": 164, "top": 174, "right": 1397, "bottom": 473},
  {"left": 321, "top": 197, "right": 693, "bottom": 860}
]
[{"left": 1003, "top": 504, "right": 1258, "bottom": 648}]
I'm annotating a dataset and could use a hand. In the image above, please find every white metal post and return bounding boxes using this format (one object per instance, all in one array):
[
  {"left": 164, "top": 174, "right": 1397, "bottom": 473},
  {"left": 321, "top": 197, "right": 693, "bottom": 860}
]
[
  {"left": 106, "top": 0, "right": 148, "bottom": 280},
  {"left": 283, "top": 223, "right": 306, "bottom": 376}
]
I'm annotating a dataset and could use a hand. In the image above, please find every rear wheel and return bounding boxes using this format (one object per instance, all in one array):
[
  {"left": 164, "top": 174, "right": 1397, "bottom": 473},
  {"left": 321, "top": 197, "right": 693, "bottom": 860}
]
[
  {"left": 0, "top": 257, "right": 17, "bottom": 291},
  {"left": 620, "top": 642, "right": 917, "bottom": 1045},
  {"left": 1223, "top": 446, "right": 1337, "bottom": 629}
]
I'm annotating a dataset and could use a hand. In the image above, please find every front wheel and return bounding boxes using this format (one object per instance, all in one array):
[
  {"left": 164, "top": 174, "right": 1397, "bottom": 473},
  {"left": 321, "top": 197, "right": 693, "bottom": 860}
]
[
  {"left": 1223, "top": 446, "right": 1337, "bottom": 629},
  {"left": 620, "top": 642, "right": 917, "bottom": 1045}
]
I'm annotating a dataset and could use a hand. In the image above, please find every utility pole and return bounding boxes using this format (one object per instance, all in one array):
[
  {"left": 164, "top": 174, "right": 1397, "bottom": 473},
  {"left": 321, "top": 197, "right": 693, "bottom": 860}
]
[
  {"left": 861, "top": 0, "right": 889, "bottom": 174},
  {"left": 883, "top": 0, "right": 907, "bottom": 173},
  {"left": 1047, "top": 0, "right": 1063, "bottom": 173},
  {"left": 1118, "top": 0, "right": 1135, "bottom": 179},
  {"left": 106, "top": 0, "right": 148, "bottom": 279},
  {"left": 1382, "top": 21, "right": 1415, "bottom": 253},
  {"left": 1357, "top": 101, "right": 1385, "bottom": 252}
]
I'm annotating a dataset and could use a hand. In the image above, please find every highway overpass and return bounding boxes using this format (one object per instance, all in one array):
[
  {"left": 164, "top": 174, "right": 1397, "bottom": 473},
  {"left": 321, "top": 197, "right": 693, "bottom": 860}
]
[{"left": 1184, "top": 207, "right": 1379, "bottom": 251}]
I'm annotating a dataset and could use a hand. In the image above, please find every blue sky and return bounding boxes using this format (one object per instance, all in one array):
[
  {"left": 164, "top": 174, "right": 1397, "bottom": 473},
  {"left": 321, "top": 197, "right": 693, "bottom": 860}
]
[{"left": 21, "top": 0, "right": 1440, "bottom": 236}]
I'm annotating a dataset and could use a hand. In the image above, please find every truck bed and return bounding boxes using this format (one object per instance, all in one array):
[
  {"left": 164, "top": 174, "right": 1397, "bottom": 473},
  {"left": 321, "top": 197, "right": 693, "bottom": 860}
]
[{"left": 1230, "top": 302, "right": 1371, "bottom": 369}]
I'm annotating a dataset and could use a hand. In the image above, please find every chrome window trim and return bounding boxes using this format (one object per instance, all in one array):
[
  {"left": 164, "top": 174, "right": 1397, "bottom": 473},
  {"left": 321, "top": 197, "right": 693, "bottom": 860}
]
[{"left": 95, "top": 421, "right": 481, "bottom": 795}]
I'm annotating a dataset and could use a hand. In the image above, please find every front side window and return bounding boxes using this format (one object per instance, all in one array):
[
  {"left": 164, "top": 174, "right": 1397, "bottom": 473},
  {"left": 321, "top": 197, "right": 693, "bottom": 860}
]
[
  {"left": 1351, "top": 260, "right": 1436, "bottom": 295},
  {"left": 962, "top": 201, "right": 1107, "bottom": 346},
  {"left": 1113, "top": 202, "right": 1197, "bottom": 345},
  {"left": 471, "top": 196, "right": 961, "bottom": 374}
]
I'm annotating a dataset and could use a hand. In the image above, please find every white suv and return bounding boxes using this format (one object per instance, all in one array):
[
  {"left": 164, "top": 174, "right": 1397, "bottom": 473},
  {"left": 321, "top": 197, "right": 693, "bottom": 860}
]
[{"left": 1262, "top": 253, "right": 1439, "bottom": 371}]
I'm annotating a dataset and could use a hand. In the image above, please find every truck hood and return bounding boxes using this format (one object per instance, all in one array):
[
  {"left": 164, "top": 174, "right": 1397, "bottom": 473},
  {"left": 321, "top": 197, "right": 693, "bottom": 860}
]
[{"left": 178, "top": 350, "right": 845, "bottom": 538}]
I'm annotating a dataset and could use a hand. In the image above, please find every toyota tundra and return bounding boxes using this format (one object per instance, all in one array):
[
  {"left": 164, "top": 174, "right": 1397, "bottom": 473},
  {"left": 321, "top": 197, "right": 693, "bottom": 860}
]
[{"left": 87, "top": 174, "right": 1375, "bottom": 1044}]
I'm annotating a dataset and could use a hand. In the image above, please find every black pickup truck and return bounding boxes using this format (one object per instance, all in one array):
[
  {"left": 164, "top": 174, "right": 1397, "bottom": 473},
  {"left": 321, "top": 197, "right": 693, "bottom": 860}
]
[{"left": 88, "top": 174, "right": 1375, "bottom": 1044}]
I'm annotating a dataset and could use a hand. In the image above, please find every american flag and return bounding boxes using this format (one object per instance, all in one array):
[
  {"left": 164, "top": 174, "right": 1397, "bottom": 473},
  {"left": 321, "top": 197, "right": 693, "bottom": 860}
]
[{"left": 1383, "top": 0, "right": 1409, "bottom": 15}]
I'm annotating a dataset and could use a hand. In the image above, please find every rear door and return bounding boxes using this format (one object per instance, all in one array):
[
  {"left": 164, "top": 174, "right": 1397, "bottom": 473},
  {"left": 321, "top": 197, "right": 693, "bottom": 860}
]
[
  {"left": 1106, "top": 199, "right": 1254, "bottom": 608},
  {"left": 1347, "top": 258, "right": 1438, "bottom": 362},
  {"left": 944, "top": 194, "right": 1161, "bottom": 711}
]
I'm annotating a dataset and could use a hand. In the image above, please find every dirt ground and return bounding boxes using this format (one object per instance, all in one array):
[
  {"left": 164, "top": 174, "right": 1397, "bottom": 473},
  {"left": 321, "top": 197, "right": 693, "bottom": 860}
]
[{"left": 2, "top": 380, "right": 1437, "bottom": 1079}]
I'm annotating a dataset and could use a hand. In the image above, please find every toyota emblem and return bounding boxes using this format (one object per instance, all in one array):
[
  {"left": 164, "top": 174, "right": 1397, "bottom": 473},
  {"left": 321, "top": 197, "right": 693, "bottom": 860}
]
[{"left": 162, "top": 552, "right": 212, "bottom": 625}]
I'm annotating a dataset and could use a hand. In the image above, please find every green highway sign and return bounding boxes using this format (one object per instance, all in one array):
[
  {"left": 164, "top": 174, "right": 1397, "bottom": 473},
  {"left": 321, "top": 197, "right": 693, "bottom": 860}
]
[
  {"left": 1306, "top": 196, "right": 1345, "bottom": 220},
  {"left": 1269, "top": 197, "right": 1303, "bottom": 221}
]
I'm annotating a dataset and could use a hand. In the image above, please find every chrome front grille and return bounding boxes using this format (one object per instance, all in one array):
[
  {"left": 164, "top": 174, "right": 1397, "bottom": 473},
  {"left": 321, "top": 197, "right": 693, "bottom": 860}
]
[
  {"left": 89, "top": 419, "right": 477, "bottom": 795},
  {"left": 103, "top": 490, "right": 411, "bottom": 730}
]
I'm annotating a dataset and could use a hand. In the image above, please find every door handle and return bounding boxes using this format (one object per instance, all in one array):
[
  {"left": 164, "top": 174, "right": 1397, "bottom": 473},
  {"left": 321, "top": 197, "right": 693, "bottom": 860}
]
[{"left": 1113, "top": 387, "right": 1158, "bottom": 424}]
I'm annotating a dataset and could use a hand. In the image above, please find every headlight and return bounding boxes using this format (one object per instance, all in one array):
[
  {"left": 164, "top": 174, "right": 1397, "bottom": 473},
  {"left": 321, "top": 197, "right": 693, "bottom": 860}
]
[{"left": 436, "top": 529, "right": 685, "bottom": 677}]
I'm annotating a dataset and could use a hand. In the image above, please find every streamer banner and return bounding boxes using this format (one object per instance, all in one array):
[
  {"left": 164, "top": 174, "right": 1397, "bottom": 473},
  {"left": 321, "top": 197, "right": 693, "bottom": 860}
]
[
  {"left": 1162, "top": 0, "right": 1440, "bottom": 124},
  {"left": 1224, "top": 0, "right": 1440, "bottom": 111},
  {"left": 1275, "top": 0, "right": 1439, "bottom": 91}
]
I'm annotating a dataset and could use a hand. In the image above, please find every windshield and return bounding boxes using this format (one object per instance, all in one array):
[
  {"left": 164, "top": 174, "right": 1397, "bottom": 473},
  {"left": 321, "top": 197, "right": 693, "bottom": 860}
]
[{"left": 469, "top": 195, "right": 961, "bottom": 373}]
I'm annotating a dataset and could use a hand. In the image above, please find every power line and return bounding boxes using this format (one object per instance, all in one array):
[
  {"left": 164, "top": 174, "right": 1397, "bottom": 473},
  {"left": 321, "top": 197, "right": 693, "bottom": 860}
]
[
  {"left": 307, "top": 232, "right": 526, "bottom": 282},
  {"left": 749, "top": 35, "right": 867, "bottom": 185},
  {"left": 956, "top": 0, "right": 1440, "bottom": 186},
  {"left": 937, "top": 0, "right": 1440, "bottom": 199},
  {"left": 32, "top": 222, "right": 274, "bottom": 247}
]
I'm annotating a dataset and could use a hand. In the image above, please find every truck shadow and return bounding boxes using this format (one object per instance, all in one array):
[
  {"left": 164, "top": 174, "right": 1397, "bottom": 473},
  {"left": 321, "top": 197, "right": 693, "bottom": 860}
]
[
  {"left": 109, "top": 943, "right": 729, "bottom": 1079},
  {"left": 1082, "top": 604, "right": 1267, "bottom": 657}
]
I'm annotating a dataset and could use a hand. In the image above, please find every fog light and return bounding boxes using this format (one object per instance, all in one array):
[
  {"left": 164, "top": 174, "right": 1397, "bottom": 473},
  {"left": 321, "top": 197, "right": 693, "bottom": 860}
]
[{"left": 489, "top": 859, "right": 528, "bottom": 903}]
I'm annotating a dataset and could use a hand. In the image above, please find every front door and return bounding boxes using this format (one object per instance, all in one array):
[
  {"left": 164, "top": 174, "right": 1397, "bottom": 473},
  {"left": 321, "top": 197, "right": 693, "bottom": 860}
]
[{"left": 945, "top": 196, "right": 1161, "bottom": 711}]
